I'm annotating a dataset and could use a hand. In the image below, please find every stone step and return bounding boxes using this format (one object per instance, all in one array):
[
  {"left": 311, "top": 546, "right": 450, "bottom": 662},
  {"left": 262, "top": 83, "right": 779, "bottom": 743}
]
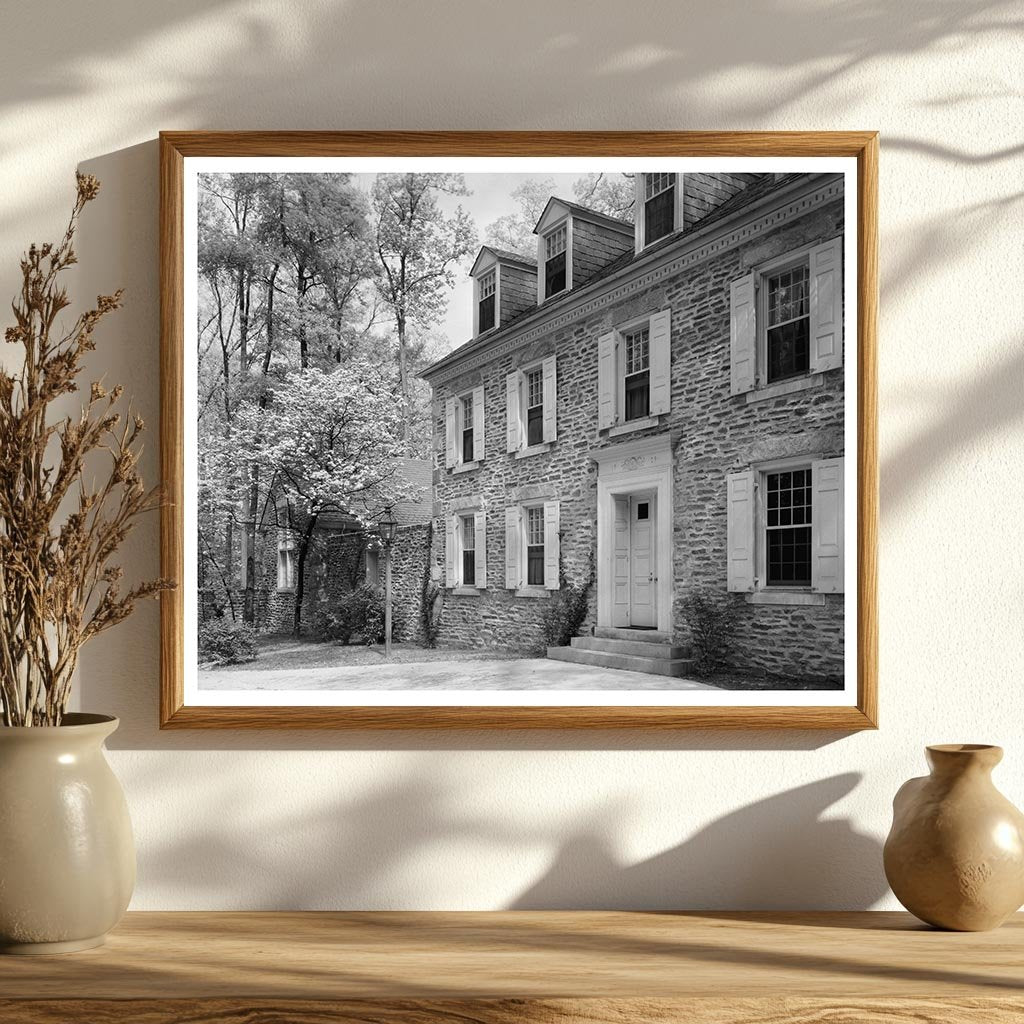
[
  {"left": 594, "top": 626, "right": 673, "bottom": 645},
  {"left": 547, "top": 645, "right": 695, "bottom": 678},
  {"left": 571, "top": 636, "right": 690, "bottom": 660}
]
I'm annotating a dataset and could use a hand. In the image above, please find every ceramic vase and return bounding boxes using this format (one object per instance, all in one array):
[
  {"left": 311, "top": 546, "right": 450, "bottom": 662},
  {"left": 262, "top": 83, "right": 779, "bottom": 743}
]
[
  {"left": 884, "top": 744, "right": 1024, "bottom": 931},
  {"left": 0, "top": 713, "right": 135, "bottom": 953}
]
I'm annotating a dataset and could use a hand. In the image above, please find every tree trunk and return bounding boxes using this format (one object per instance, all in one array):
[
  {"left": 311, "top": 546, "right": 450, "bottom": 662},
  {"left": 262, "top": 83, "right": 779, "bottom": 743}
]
[
  {"left": 292, "top": 512, "right": 319, "bottom": 637},
  {"left": 396, "top": 309, "right": 410, "bottom": 447}
]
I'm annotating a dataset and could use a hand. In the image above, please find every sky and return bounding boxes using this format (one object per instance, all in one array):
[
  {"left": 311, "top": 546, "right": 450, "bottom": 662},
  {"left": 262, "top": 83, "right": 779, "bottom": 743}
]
[{"left": 354, "top": 173, "right": 590, "bottom": 352}]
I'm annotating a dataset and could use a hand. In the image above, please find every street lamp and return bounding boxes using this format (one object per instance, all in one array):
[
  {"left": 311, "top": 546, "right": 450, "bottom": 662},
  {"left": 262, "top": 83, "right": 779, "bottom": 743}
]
[{"left": 378, "top": 507, "right": 398, "bottom": 658}]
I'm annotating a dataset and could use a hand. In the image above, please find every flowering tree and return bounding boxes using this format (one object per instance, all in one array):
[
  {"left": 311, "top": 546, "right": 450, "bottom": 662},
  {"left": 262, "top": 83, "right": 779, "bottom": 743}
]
[{"left": 233, "top": 357, "right": 418, "bottom": 635}]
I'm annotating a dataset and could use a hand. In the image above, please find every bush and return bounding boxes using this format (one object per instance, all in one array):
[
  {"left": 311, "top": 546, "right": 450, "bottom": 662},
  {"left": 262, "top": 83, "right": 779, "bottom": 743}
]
[
  {"left": 198, "top": 618, "right": 258, "bottom": 666},
  {"left": 682, "top": 592, "right": 738, "bottom": 677},
  {"left": 314, "top": 585, "right": 403, "bottom": 646},
  {"left": 540, "top": 554, "right": 595, "bottom": 649}
]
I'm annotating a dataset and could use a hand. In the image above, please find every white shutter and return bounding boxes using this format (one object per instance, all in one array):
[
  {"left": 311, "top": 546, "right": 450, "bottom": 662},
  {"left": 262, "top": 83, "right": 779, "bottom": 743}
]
[
  {"left": 504, "top": 506, "right": 521, "bottom": 589},
  {"left": 811, "top": 457, "right": 845, "bottom": 593},
  {"left": 506, "top": 372, "right": 521, "bottom": 453},
  {"left": 472, "top": 385, "right": 485, "bottom": 463},
  {"left": 598, "top": 331, "right": 617, "bottom": 429},
  {"left": 444, "top": 397, "right": 458, "bottom": 468},
  {"left": 543, "top": 499, "right": 560, "bottom": 590},
  {"left": 726, "top": 471, "right": 756, "bottom": 592},
  {"left": 730, "top": 274, "right": 757, "bottom": 395},
  {"left": 444, "top": 513, "right": 456, "bottom": 587},
  {"left": 648, "top": 308, "right": 672, "bottom": 415},
  {"left": 809, "top": 238, "right": 843, "bottom": 373},
  {"left": 542, "top": 355, "right": 557, "bottom": 443},
  {"left": 474, "top": 510, "right": 487, "bottom": 589}
]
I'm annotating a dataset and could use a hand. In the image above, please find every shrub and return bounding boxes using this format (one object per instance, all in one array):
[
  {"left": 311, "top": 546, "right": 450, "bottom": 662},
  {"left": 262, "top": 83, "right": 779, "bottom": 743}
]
[
  {"left": 540, "top": 553, "right": 595, "bottom": 650},
  {"left": 682, "top": 592, "right": 738, "bottom": 677},
  {"left": 314, "top": 584, "right": 403, "bottom": 646},
  {"left": 198, "top": 618, "right": 258, "bottom": 666}
]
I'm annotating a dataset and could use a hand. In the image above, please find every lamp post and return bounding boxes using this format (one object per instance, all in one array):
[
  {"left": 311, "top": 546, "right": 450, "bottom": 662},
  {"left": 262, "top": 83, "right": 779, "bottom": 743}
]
[{"left": 378, "top": 507, "right": 398, "bottom": 658}]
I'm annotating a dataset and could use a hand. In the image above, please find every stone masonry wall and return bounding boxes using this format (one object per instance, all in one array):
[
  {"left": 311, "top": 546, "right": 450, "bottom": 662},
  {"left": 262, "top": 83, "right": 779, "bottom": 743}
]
[{"left": 429, "top": 187, "right": 845, "bottom": 680}]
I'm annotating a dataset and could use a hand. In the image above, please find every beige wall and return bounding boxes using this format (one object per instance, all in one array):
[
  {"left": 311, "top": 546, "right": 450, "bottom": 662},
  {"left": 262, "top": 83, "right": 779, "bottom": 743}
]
[{"left": 1, "top": 0, "right": 1020, "bottom": 909}]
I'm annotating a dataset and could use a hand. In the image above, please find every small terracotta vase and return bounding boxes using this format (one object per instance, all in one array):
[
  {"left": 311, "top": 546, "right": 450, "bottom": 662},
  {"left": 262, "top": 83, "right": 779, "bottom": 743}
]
[
  {"left": 0, "top": 714, "right": 135, "bottom": 953},
  {"left": 884, "top": 744, "right": 1024, "bottom": 931}
]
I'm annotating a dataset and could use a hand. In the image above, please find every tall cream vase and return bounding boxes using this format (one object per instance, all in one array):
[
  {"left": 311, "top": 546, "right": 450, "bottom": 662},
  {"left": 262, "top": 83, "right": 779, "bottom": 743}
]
[{"left": 0, "top": 713, "right": 134, "bottom": 953}]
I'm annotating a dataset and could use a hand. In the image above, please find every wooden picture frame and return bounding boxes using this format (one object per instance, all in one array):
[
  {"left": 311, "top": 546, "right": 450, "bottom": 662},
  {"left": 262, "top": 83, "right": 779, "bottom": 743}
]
[{"left": 160, "top": 131, "right": 877, "bottom": 730}]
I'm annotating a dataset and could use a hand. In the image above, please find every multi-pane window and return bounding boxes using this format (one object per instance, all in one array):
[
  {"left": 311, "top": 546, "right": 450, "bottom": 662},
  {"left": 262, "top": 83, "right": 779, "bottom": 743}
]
[
  {"left": 461, "top": 515, "right": 476, "bottom": 586},
  {"left": 478, "top": 270, "right": 496, "bottom": 333},
  {"left": 526, "top": 506, "right": 545, "bottom": 586},
  {"left": 644, "top": 173, "right": 675, "bottom": 244},
  {"left": 460, "top": 392, "right": 475, "bottom": 464},
  {"left": 544, "top": 225, "right": 567, "bottom": 298},
  {"left": 766, "top": 263, "right": 810, "bottom": 383},
  {"left": 623, "top": 326, "right": 651, "bottom": 421},
  {"left": 765, "top": 469, "right": 812, "bottom": 586},
  {"left": 277, "top": 536, "right": 297, "bottom": 590},
  {"left": 525, "top": 366, "right": 544, "bottom": 447}
]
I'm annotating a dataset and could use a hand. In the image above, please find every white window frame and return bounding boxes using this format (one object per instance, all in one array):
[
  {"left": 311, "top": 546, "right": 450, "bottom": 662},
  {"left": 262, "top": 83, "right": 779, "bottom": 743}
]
[
  {"left": 619, "top": 323, "right": 652, "bottom": 426},
  {"left": 756, "top": 244, "right": 814, "bottom": 389},
  {"left": 634, "top": 172, "right": 682, "bottom": 251},
  {"left": 521, "top": 503, "right": 547, "bottom": 591},
  {"left": 364, "top": 547, "right": 380, "bottom": 589},
  {"left": 755, "top": 455, "right": 817, "bottom": 595},
  {"left": 473, "top": 267, "right": 500, "bottom": 336},
  {"left": 276, "top": 534, "right": 297, "bottom": 592},
  {"left": 458, "top": 391, "right": 475, "bottom": 467},
  {"left": 538, "top": 218, "right": 572, "bottom": 303}
]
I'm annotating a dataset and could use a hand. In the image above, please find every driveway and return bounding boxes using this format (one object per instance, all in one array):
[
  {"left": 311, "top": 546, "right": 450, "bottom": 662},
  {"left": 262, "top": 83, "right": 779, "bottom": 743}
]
[{"left": 199, "top": 658, "right": 721, "bottom": 691}]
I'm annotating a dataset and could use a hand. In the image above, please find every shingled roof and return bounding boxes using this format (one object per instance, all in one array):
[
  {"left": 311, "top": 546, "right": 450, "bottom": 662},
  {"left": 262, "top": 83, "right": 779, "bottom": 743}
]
[{"left": 424, "top": 174, "right": 824, "bottom": 381}]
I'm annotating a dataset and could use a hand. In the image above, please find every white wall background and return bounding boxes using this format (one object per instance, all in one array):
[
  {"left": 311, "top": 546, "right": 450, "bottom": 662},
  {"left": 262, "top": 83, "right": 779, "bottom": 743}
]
[{"left": 1, "top": 0, "right": 1021, "bottom": 910}]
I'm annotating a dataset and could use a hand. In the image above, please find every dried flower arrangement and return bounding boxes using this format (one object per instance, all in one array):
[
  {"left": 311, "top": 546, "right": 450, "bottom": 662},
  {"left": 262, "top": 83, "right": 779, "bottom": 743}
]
[{"left": 0, "top": 174, "right": 173, "bottom": 726}]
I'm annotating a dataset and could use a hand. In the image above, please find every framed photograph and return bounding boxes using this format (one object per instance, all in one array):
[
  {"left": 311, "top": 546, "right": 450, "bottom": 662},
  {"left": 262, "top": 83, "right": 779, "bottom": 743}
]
[{"left": 159, "top": 131, "right": 877, "bottom": 729}]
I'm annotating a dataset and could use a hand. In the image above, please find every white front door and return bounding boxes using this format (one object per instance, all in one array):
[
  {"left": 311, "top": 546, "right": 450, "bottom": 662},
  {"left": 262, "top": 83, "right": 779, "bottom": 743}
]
[{"left": 629, "top": 495, "right": 657, "bottom": 627}]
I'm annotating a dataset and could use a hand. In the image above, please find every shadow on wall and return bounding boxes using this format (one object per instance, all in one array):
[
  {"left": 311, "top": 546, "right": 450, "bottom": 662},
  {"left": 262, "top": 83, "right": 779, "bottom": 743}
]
[
  {"left": 132, "top": 758, "right": 885, "bottom": 910},
  {"left": 511, "top": 774, "right": 885, "bottom": 910}
]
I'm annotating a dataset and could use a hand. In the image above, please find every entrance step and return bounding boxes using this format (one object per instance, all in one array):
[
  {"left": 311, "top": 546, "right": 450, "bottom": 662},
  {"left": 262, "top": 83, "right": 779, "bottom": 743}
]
[
  {"left": 547, "top": 644, "right": 695, "bottom": 679},
  {"left": 594, "top": 626, "right": 673, "bottom": 645},
  {"left": 571, "top": 636, "right": 690, "bottom": 660}
]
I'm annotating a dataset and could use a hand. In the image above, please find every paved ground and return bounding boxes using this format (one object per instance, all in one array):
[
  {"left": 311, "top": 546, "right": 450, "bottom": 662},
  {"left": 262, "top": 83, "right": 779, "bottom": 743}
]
[{"left": 199, "top": 657, "right": 721, "bottom": 691}]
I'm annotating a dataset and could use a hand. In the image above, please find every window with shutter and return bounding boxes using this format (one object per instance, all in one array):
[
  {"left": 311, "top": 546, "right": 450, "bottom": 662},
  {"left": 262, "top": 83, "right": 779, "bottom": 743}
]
[
  {"left": 730, "top": 238, "right": 843, "bottom": 394},
  {"left": 600, "top": 310, "right": 671, "bottom": 430}
]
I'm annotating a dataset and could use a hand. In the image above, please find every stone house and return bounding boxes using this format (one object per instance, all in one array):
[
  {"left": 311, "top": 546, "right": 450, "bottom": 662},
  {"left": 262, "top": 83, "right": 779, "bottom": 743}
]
[
  {"left": 246, "top": 458, "right": 433, "bottom": 638},
  {"left": 420, "top": 172, "right": 846, "bottom": 681}
]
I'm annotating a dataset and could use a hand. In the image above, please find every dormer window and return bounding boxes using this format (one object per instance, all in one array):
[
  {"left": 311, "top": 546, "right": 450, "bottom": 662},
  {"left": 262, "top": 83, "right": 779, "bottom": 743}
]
[
  {"left": 643, "top": 173, "right": 676, "bottom": 245},
  {"left": 544, "top": 224, "right": 567, "bottom": 298},
  {"left": 478, "top": 270, "right": 496, "bottom": 333}
]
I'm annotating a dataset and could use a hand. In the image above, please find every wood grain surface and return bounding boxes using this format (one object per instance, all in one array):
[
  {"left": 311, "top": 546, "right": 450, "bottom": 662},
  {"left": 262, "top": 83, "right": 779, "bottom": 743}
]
[{"left": 159, "top": 130, "right": 879, "bottom": 731}]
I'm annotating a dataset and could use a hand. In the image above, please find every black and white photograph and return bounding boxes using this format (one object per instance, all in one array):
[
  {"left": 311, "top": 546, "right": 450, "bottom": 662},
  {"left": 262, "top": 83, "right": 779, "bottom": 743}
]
[{"left": 181, "top": 154, "right": 858, "bottom": 711}]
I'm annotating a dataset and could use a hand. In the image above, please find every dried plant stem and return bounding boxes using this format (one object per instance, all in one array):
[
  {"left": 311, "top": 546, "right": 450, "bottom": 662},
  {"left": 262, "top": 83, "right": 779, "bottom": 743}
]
[{"left": 0, "top": 174, "right": 173, "bottom": 726}]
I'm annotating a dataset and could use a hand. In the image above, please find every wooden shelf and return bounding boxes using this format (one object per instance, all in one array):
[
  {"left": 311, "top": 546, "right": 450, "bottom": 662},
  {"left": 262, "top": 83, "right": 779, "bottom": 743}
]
[{"left": 1, "top": 911, "right": 1022, "bottom": 1022}]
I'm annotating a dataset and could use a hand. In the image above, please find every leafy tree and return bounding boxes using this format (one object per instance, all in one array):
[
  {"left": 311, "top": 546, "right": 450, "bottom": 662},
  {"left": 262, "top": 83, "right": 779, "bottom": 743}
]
[
  {"left": 371, "top": 173, "right": 477, "bottom": 444},
  {"left": 573, "top": 172, "right": 635, "bottom": 219},
  {"left": 233, "top": 358, "right": 419, "bottom": 635},
  {"left": 485, "top": 177, "right": 555, "bottom": 257}
]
